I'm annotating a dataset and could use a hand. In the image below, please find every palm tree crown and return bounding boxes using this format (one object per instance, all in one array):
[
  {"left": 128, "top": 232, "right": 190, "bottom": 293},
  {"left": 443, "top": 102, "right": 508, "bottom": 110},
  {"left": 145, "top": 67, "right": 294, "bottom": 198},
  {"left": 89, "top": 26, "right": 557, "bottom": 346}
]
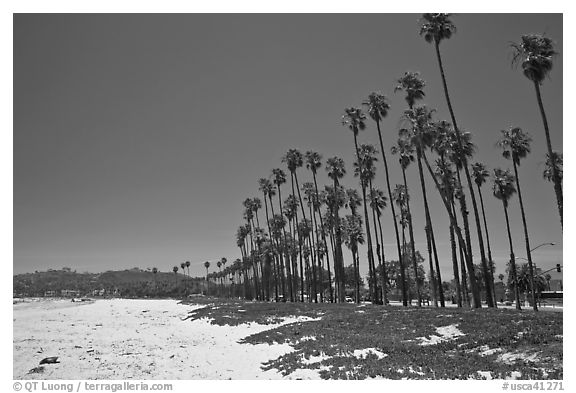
[
  {"left": 258, "top": 178, "right": 276, "bottom": 198},
  {"left": 395, "top": 72, "right": 426, "bottom": 108},
  {"left": 497, "top": 126, "right": 532, "bottom": 165},
  {"left": 471, "top": 162, "right": 490, "bottom": 188},
  {"left": 543, "top": 152, "right": 562, "bottom": 183},
  {"left": 342, "top": 107, "right": 367, "bottom": 136},
  {"left": 305, "top": 151, "right": 323, "bottom": 174},
  {"left": 326, "top": 157, "right": 346, "bottom": 181},
  {"left": 511, "top": 34, "right": 557, "bottom": 84},
  {"left": 363, "top": 92, "right": 390, "bottom": 123},
  {"left": 391, "top": 137, "right": 415, "bottom": 170},
  {"left": 419, "top": 13, "right": 456, "bottom": 45},
  {"left": 282, "top": 149, "right": 304, "bottom": 173},
  {"left": 492, "top": 168, "right": 517, "bottom": 208},
  {"left": 272, "top": 168, "right": 287, "bottom": 187}
]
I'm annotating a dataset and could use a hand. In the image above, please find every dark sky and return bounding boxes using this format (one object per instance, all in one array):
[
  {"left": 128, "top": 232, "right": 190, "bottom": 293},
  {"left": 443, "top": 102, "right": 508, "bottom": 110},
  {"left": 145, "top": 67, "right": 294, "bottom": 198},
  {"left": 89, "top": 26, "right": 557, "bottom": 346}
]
[{"left": 13, "top": 14, "right": 563, "bottom": 281}]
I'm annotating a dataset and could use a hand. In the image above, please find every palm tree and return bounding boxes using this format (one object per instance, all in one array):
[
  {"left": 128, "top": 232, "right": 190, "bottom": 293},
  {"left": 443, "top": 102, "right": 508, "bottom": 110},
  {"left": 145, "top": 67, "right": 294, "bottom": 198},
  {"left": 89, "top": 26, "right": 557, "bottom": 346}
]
[
  {"left": 306, "top": 150, "right": 334, "bottom": 302},
  {"left": 434, "top": 158, "right": 463, "bottom": 307},
  {"left": 180, "top": 262, "right": 187, "bottom": 294},
  {"left": 259, "top": 177, "right": 281, "bottom": 301},
  {"left": 353, "top": 144, "right": 380, "bottom": 303},
  {"left": 369, "top": 186, "right": 388, "bottom": 304},
  {"left": 543, "top": 152, "right": 562, "bottom": 185},
  {"left": 391, "top": 184, "right": 409, "bottom": 303},
  {"left": 471, "top": 162, "right": 496, "bottom": 305},
  {"left": 152, "top": 267, "right": 158, "bottom": 296},
  {"left": 511, "top": 34, "right": 562, "bottom": 227},
  {"left": 492, "top": 168, "right": 521, "bottom": 310},
  {"left": 497, "top": 126, "right": 538, "bottom": 311},
  {"left": 391, "top": 137, "right": 422, "bottom": 306},
  {"left": 400, "top": 104, "right": 443, "bottom": 307},
  {"left": 204, "top": 261, "right": 210, "bottom": 295},
  {"left": 342, "top": 108, "right": 378, "bottom": 304},
  {"left": 326, "top": 157, "right": 347, "bottom": 302},
  {"left": 342, "top": 214, "right": 364, "bottom": 303},
  {"left": 272, "top": 168, "right": 293, "bottom": 301},
  {"left": 185, "top": 260, "right": 191, "bottom": 281},
  {"left": 363, "top": 91, "right": 407, "bottom": 306},
  {"left": 419, "top": 13, "right": 493, "bottom": 307}
]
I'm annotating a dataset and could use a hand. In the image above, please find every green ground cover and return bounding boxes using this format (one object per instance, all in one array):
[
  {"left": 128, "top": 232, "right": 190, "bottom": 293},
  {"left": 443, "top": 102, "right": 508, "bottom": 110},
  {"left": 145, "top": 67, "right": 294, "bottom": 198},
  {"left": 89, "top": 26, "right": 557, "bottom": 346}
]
[{"left": 181, "top": 298, "right": 562, "bottom": 380}]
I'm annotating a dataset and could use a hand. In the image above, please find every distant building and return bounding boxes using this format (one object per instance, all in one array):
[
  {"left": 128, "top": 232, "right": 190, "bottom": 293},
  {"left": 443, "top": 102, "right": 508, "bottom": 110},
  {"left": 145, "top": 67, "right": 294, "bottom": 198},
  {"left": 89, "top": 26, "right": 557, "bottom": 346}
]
[
  {"left": 61, "top": 289, "right": 81, "bottom": 297},
  {"left": 44, "top": 290, "right": 57, "bottom": 297}
]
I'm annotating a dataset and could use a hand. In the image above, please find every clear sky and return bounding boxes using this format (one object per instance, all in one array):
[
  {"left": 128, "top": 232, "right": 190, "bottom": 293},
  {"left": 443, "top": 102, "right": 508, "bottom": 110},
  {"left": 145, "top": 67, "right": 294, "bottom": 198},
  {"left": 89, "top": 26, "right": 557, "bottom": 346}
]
[{"left": 13, "top": 13, "right": 563, "bottom": 282}]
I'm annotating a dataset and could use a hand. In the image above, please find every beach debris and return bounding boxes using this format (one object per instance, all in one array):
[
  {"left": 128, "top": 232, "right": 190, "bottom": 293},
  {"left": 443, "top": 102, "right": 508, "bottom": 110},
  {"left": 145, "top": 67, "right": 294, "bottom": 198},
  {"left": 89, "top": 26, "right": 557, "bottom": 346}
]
[
  {"left": 39, "top": 356, "right": 60, "bottom": 365},
  {"left": 27, "top": 366, "right": 45, "bottom": 374}
]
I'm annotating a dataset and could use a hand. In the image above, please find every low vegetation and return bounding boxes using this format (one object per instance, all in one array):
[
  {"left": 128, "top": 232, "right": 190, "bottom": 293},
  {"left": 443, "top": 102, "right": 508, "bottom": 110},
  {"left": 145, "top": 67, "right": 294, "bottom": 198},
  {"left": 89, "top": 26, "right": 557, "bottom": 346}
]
[{"left": 182, "top": 298, "right": 562, "bottom": 380}]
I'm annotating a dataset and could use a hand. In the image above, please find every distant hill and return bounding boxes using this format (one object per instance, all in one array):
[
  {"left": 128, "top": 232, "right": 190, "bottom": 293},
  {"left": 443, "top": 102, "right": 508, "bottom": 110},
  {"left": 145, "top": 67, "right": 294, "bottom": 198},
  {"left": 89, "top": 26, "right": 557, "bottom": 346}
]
[{"left": 13, "top": 268, "right": 206, "bottom": 298}]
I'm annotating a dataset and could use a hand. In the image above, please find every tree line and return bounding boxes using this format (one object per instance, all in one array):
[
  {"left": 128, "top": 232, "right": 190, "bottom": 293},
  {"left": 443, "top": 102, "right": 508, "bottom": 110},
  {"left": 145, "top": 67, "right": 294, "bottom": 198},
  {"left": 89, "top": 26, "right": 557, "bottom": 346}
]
[{"left": 202, "top": 14, "right": 561, "bottom": 311}]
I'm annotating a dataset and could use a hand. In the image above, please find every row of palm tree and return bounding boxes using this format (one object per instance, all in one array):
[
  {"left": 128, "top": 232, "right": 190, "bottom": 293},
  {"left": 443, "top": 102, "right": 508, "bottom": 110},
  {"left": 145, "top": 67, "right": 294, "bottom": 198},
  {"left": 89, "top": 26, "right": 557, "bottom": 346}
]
[{"left": 196, "top": 14, "right": 561, "bottom": 310}]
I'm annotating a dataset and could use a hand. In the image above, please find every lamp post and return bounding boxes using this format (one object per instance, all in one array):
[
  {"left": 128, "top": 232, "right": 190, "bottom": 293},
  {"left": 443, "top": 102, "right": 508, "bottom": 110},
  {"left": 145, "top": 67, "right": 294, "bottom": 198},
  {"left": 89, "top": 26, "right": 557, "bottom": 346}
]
[
  {"left": 516, "top": 242, "right": 557, "bottom": 308},
  {"left": 530, "top": 242, "right": 555, "bottom": 253}
]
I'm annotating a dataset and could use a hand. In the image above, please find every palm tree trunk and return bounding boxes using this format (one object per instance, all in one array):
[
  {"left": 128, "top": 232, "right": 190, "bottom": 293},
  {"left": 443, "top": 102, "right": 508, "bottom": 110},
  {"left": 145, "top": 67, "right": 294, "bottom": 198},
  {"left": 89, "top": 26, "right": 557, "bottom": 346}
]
[
  {"left": 277, "top": 186, "right": 294, "bottom": 302},
  {"left": 421, "top": 149, "right": 480, "bottom": 306},
  {"left": 534, "top": 81, "right": 562, "bottom": 227},
  {"left": 290, "top": 173, "right": 305, "bottom": 302},
  {"left": 434, "top": 40, "right": 493, "bottom": 307},
  {"left": 369, "top": 180, "right": 385, "bottom": 304},
  {"left": 401, "top": 167, "right": 422, "bottom": 307},
  {"left": 376, "top": 207, "right": 388, "bottom": 305},
  {"left": 375, "top": 119, "right": 407, "bottom": 306},
  {"left": 415, "top": 149, "right": 438, "bottom": 307},
  {"left": 294, "top": 173, "right": 318, "bottom": 302},
  {"left": 455, "top": 168, "right": 482, "bottom": 307},
  {"left": 352, "top": 134, "right": 378, "bottom": 304},
  {"left": 262, "top": 194, "right": 278, "bottom": 302},
  {"left": 512, "top": 160, "right": 537, "bottom": 311},
  {"left": 477, "top": 184, "right": 497, "bottom": 307},
  {"left": 503, "top": 202, "right": 522, "bottom": 310},
  {"left": 333, "top": 178, "right": 346, "bottom": 303},
  {"left": 312, "top": 172, "right": 333, "bottom": 302}
]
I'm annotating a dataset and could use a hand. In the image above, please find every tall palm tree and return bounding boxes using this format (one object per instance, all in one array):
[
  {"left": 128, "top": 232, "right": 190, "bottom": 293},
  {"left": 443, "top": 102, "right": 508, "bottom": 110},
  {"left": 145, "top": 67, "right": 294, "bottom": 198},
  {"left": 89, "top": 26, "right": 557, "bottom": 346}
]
[
  {"left": 259, "top": 177, "right": 281, "bottom": 301},
  {"left": 283, "top": 149, "right": 314, "bottom": 301},
  {"left": 391, "top": 184, "right": 409, "bottom": 304},
  {"left": 471, "top": 162, "right": 497, "bottom": 305},
  {"left": 185, "top": 261, "right": 191, "bottom": 281},
  {"left": 511, "top": 34, "right": 562, "bottom": 227},
  {"left": 180, "top": 262, "right": 187, "bottom": 294},
  {"left": 497, "top": 126, "right": 538, "bottom": 311},
  {"left": 401, "top": 104, "right": 443, "bottom": 307},
  {"left": 152, "top": 267, "right": 158, "bottom": 296},
  {"left": 343, "top": 214, "right": 364, "bottom": 303},
  {"left": 492, "top": 168, "right": 521, "bottom": 310},
  {"left": 272, "top": 168, "right": 293, "bottom": 301},
  {"left": 306, "top": 150, "right": 334, "bottom": 302},
  {"left": 419, "top": 13, "right": 493, "bottom": 307},
  {"left": 391, "top": 137, "right": 422, "bottom": 306},
  {"left": 434, "top": 158, "right": 463, "bottom": 307},
  {"left": 543, "top": 151, "right": 562, "bottom": 185},
  {"left": 204, "top": 261, "right": 210, "bottom": 295},
  {"left": 363, "top": 91, "right": 407, "bottom": 306},
  {"left": 369, "top": 186, "right": 388, "bottom": 304},
  {"left": 342, "top": 108, "right": 378, "bottom": 304},
  {"left": 326, "top": 157, "right": 347, "bottom": 302},
  {"left": 353, "top": 144, "right": 380, "bottom": 303}
]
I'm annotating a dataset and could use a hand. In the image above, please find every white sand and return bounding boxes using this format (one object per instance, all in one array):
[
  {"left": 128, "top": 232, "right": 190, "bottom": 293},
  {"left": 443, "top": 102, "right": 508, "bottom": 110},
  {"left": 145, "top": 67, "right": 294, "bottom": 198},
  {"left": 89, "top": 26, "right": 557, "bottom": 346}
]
[{"left": 13, "top": 298, "right": 320, "bottom": 380}]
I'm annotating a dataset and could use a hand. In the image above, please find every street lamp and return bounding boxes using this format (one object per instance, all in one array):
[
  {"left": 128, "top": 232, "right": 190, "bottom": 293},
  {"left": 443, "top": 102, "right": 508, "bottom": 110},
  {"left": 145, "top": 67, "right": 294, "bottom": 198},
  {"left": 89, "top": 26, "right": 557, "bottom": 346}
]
[{"left": 530, "top": 242, "right": 555, "bottom": 253}]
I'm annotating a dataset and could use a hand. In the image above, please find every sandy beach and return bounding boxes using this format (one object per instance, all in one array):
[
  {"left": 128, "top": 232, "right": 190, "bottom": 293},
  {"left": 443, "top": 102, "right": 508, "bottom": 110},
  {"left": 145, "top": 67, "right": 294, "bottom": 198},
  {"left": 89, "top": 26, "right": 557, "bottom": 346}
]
[{"left": 13, "top": 298, "right": 319, "bottom": 380}]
